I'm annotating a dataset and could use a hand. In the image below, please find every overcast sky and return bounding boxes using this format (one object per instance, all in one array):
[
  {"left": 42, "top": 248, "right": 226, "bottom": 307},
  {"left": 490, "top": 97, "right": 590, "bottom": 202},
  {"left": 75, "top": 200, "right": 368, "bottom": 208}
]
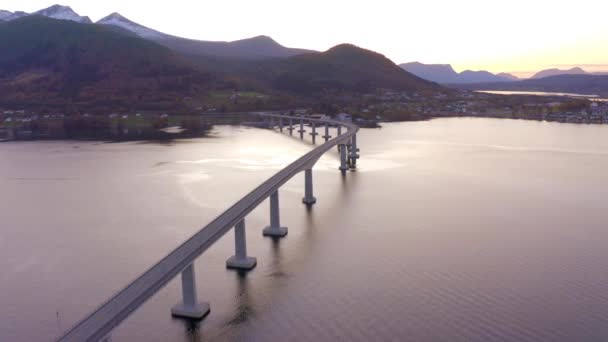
[{"left": 2, "top": 0, "right": 607, "bottom": 77}]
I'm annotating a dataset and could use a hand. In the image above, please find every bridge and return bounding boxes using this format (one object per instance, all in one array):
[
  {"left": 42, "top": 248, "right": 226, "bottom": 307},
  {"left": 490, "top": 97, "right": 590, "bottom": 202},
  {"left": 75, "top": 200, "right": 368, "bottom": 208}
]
[{"left": 57, "top": 113, "right": 360, "bottom": 342}]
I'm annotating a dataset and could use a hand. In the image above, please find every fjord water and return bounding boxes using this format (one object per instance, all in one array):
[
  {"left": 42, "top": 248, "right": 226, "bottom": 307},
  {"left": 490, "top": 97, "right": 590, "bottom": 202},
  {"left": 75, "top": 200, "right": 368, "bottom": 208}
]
[{"left": 2, "top": 118, "right": 608, "bottom": 341}]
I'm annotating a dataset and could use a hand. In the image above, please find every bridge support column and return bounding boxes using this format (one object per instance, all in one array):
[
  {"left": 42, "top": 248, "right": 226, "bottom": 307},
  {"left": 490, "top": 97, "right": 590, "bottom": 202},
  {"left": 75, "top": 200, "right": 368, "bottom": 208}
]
[
  {"left": 226, "top": 219, "right": 257, "bottom": 270},
  {"left": 302, "top": 169, "right": 317, "bottom": 205},
  {"left": 263, "top": 190, "right": 288, "bottom": 237},
  {"left": 171, "top": 263, "right": 210, "bottom": 319},
  {"left": 298, "top": 119, "right": 305, "bottom": 139},
  {"left": 288, "top": 119, "right": 294, "bottom": 136},
  {"left": 279, "top": 117, "right": 283, "bottom": 132},
  {"left": 339, "top": 144, "right": 349, "bottom": 172},
  {"left": 349, "top": 134, "right": 360, "bottom": 169},
  {"left": 310, "top": 122, "right": 319, "bottom": 144},
  {"left": 323, "top": 124, "right": 332, "bottom": 142},
  {"left": 337, "top": 125, "right": 343, "bottom": 151}
]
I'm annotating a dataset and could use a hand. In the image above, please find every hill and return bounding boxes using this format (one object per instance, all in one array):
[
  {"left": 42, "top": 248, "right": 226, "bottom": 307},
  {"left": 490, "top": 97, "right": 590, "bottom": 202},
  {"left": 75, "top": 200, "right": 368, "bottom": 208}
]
[
  {"left": 97, "top": 12, "right": 314, "bottom": 59},
  {"left": 400, "top": 62, "right": 514, "bottom": 84},
  {"left": 399, "top": 62, "right": 459, "bottom": 83},
  {"left": 0, "top": 16, "right": 217, "bottom": 111},
  {"left": 532, "top": 67, "right": 587, "bottom": 79},
  {"left": 260, "top": 45, "right": 442, "bottom": 95},
  {"left": 496, "top": 72, "right": 520, "bottom": 81},
  {"left": 453, "top": 74, "right": 608, "bottom": 97}
]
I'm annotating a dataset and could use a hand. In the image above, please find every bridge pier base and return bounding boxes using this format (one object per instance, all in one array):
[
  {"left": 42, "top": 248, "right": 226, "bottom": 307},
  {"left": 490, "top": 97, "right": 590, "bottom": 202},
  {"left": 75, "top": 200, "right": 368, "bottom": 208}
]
[
  {"left": 263, "top": 190, "right": 288, "bottom": 237},
  {"left": 302, "top": 169, "right": 317, "bottom": 205},
  {"left": 226, "top": 220, "right": 257, "bottom": 270},
  {"left": 171, "top": 263, "right": 210, "bottom": 320}
]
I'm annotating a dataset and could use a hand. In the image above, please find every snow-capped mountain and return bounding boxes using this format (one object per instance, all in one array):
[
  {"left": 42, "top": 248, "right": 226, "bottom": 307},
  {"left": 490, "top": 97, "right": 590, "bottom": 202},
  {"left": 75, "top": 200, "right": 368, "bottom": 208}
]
[
  {"left": 1, "top": 5, "right": 314, "bottom": 58},
  {"left": 96, "top": 12, "right": 166, "bottom": 39},
  {"left": 0, "top": 10, "right": 28, "bottom": 21},
  {"left": 0, "top": 5, "right": 90, "bottom": 23},
  {"left": 33, "top": 5, "right": 91, "bottom": 23},
  {"left": 96, "top": 12, "right": 314, "bottom": 58},
  {"left": 0, "top": 10, "right": 11, "bottom": 20}
]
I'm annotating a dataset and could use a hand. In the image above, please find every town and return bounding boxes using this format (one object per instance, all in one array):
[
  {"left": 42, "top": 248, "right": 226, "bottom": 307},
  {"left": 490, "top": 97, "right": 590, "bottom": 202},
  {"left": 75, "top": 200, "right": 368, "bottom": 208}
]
[{"left": 1, "top": 90, "right": 608, "bottom": 141}]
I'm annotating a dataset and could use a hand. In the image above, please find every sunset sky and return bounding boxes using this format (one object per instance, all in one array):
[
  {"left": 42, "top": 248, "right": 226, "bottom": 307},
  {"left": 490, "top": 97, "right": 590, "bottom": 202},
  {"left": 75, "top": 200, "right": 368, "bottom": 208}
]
[{"left": 3, "top": 0, "right": 607, "bottom": 77}]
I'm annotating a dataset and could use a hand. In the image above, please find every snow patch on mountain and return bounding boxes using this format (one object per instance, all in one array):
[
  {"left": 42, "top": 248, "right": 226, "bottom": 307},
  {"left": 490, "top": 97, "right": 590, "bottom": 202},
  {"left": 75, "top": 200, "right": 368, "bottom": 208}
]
[
  {"left": 97, "top": 13, "right": 167, "bottom": 39},
  {"left": 0, "top": 10, "right": 11, "bottom": 20},
  {"left": 34, "top": 5, "right": 92, "bottom": 23},
  {"left": 0, "top": 10, "right": 29, "bottom": 21}
]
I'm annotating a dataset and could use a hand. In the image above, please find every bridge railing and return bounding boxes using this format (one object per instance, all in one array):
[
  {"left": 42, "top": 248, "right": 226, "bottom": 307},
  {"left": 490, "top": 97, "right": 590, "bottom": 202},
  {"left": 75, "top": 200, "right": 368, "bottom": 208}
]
[{"left": 58, "top": 113, "right": 359, "bottom": 342}]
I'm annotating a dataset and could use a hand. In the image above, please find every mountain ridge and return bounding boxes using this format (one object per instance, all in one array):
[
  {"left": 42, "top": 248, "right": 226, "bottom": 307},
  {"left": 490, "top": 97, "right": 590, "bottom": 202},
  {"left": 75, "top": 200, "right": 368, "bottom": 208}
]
[
  {"left": 532, "top": 67, "right": 587, "bottom": 79},
  {"left": 400, "top": 62, "right": 514, "bottom": 84},
  {"left": 0, "top": 16, "right": 217, "bottom": 111},
  {"left": 0, "top": 16, "right": 443, "bottom": 111},
  {"left": 1, "top": 5, "right": 316, "bottom": 59}
]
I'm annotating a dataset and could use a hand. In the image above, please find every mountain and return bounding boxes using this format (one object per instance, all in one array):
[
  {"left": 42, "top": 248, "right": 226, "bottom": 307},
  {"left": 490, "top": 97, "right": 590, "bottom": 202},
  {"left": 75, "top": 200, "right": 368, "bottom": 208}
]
[
  {"left": 0, "top": 5, "right": 90, "bottom": 23},
  {"left": 532, "top": 67, "right": 587, "bottom": 79},
  {"left": 0, "top": 14, "right": 444, "bottom": 112},
  {"left": 97, "top": 12, "right": 314, "bottom": 59},
  {"left": 454, "top": 74, "right": 608, "bottom": 97},
  {"left": 0, "top": 16, "right": 217, "bottom": 111},
  {"left": 96, "top": 12, "right": 165, "bottom": 39},
  {"left": 33, "top": 5, "right": 91, "bottom": 23},
  {"left": 0, "top": 10, "right": 11, "bottom": 20},
  {"left": 258, "top": 44, "right": 442, "bottom": 95},
  {"left": 0, "top": 10, "right": 28, "bottom": 21},
  {"left": 458, "top": 70, "right": 511, "bottom": 83},
  {"left": 398, "top": 62, "right": 459, "bottom": 83},
  {"left": 400, "top": 62, "right": 514, "bottom": 84},
  {"left": 497, "top": 72, "right": 520, "bottom": 81}
]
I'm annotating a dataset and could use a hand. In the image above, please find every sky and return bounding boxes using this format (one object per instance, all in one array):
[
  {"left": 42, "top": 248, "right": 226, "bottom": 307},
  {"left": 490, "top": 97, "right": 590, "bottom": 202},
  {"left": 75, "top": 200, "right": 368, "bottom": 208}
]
[{"left": 2, "top": 0, "right": 607, "bottom": 77}]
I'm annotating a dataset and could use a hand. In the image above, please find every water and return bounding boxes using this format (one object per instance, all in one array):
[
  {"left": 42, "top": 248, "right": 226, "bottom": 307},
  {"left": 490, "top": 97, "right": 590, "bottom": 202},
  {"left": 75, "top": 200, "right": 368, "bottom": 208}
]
[
  {"left": 2, "top": 118, "right": 608, "bottom": 341},
  {"left": 477, "top": 90, "right": 608, "bottom": 102}
]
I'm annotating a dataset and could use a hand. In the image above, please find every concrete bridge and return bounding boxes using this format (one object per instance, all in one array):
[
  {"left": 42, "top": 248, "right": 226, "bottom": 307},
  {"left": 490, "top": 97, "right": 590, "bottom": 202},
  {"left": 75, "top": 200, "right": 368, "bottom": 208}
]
[{"left": 57, "top": 113, "right": 360, "bottom": 342}]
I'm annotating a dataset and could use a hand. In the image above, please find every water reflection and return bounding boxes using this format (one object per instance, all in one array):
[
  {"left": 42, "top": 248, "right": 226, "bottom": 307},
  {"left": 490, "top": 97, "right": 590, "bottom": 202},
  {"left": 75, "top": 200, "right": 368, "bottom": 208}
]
[{"left": 225, "top": 273, "right": 255, "bottom": 327}]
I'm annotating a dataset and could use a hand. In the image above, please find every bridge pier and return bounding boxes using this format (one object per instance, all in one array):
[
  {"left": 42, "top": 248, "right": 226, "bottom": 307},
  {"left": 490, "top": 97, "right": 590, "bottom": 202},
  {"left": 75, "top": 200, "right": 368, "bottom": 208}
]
[
  {"left": 310, "top": 122, "right": 319, "bottom": 144},
  {"left": 171, "top": 263, "right": 210, "bottom": 319},
  {"left": 349, "top": 134, "right": 360, "bottom": 169},
  {"left": 323, "top": 123, "right": 332, "bottom": 142},
  {"left": 298, "top": 118, "right": 305, "bottom": 139},
  {"left": 302, "top": 169, "right": 317, "bottom": 205},
  {"left": 226, "top": 219, "right": 257, "bottom": 270},
  {"left": 279, "top": 117, "right": 283, "bottom": 132},
  {"left": 339, "top": 144, "right": 349, "bottom": 172},
  {"left": 288, "top": 118, "right": 294, "bottom": 136},
  {"left": 263, "top": 190, "right": 288, "bottom": 237},
  {"left": 337, "top": 125, "right": 343, "bottom": 151}
]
